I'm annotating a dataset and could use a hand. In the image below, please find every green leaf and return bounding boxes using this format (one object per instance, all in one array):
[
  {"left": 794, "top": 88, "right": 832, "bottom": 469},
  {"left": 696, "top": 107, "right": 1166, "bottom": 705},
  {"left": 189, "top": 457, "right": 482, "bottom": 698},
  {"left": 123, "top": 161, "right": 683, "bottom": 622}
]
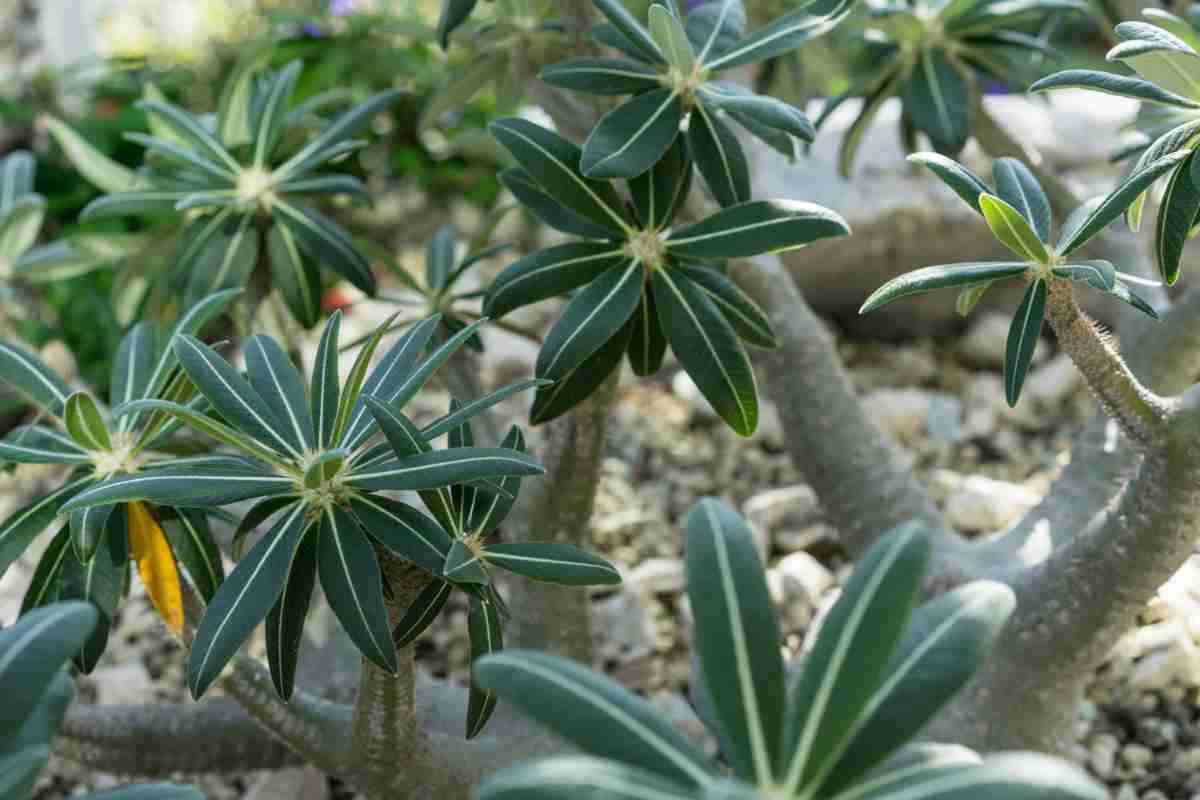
[
  {"left": 0, "top": 341, "right": 71, "bottom": 416},
  {"left": 14, "top": 233, "right": 145, "bottom": 283},
  {"left": 275, "top": 89, "right": 405, "bottom": 180},
  {"left": 1004, "top": 279, "right": 1047, "bottom": 407},
  {"left": 217, "top": 48, "right": 273, "bottom": 148},
  {"left": 593, "top": 0, "right": 666, "bottom": 64},
  {"left": 64, "top": 392, "right": 111, "bottom": 453},
  {"left": 144, "top": 288, "right": 243, "bottom": 401},
  {"left": 0, "top": 426, "right": 89, "bottom": 465},
  {"left": 0, "top": 478, "right": 90, "bottom": 581},
  {"left": 581, "top": 89, "right": 683, "bottom": 180},
  {"left": 80, "top": 191, "right": 193, "bottom": 220},
  {"left": 684, "top": 499, "right": 783, "bottom": 780},
  {"left": 69, "top": 505, "right": 114, "bottom": 564},
  {"left": 908, "top": 152, "right": 991, "bottom": 214},
  {"left": 5, "top": 665, "right": 72, "bottom": 754},
  {"left": 272, "top": 200, "right": 376, "bottom": 295},
  {"left": 422, "top": 382, "right": 547, "bottom": 441},
  {"left": 489, "top": 118, "right": 631, "bottom": 237},
  {"left": 0, "top": 196, "right": 44, "bottom": 263},
  {"left": 667, "top": 200, "right": 850, "bottom": 259},
  {"left": 0, "top": 150, "right": 35, "bottom": 212},
  {"left": 183, "top": 214, "right": 259, "bottom": 308},
  {"left": 0, "top": 601, "right": 98, "bottom": 734},
  {"left": 540, "top": 58, "right": 662, "bottom": 95},
  {"left": 1052, "top": 260, "right": 1117, "bottom": 292},
  {"left": 117, "top": 399, "right": 293, "bottom": 472},
  {"left": 20, "top": 526, "right": 70, "bottom": 615},
  {"left": 81, "top": 783, "right": 205, "bottom": 800},
  {"left": 704, "top": 0, "right": 857, "bottom": 70},
  {"left": 348, "top": 448, "right": 544, "bottom": 493},
  {"left": 0, "top": 746, "right": 49, "bottom": 800},
  {"left": 277, "top": 175, "right": 370, "bottom": 202},
  {"left": 978, "top": 194, "right": 1049, "bottom": 262},
  {"left": 499, "top": 167, "right": 618, "bottom": 240},
  {"left": 956, "top": 282, "right": 993, "bottom": 317},
  {"left": 1056, "top": 151, "right": 1189, "bottom": 254},
  {"left": 627, "top": 291, "right": 669, "bottom": 376},
  {"left": 349, "top": 495, "right": 452, "bottom": 576},
  {"left": 392, "top": 578, "right": 453, "bottom": 648},
  {"left": 474, "top": 650, "right": 714, "bottom": 786},
  {"left": 311, "top": 310, "right": 342, "bottom": 448},
  {"left": 444, "top": 539, "right": 490, "bottom": 585},
  {"left": 231, "top": 497, "right": 297, "bottom": 560},
  {"left": 535, "top": 261, "right": 644, "bottom": 381},
  {"left": 59, "top": 509, "right": 127, "bottom": 673},
  {"left": 62, "top": 465, "right": 295, "bottom": 512},
  {"left": 245, "top": 335, "right": 315, "bottom": 454},
  {"left": 688, "top": 0, "right": 747, "bottom": 62},
  {"left": 780, "top": 522, "right": 931, "bottom": 792},
  {"left": 993, "top": 159, "right": 1051, "bottom": 244},
  {"left": 630, "top": 135, "right": 691, "bottom": 231},
  {"left": 173, "top": 335, "right": 300, "bottom": 458},
  {"left": 689, "top": 100, "right": 751, "bottom": 208},
  {"left": 485, "top": 243, "right": 627, "bottom": 320},
  {"left": 463, "top": 426, "right": 526, "bottom": 536},
  {"left": 110, "top": 324, "right": 156, "bottom": 422},
  {"left": 1156, "top": 150, "right": 1200, "bottom": 285},
  {"left": 254, "top": 62, "right": 302, "bottom": 167},
  {"left": 136, "top": 99, "right": 240, "bottom": 174},
  {"left": 675, "top": 262, "right": 777, "bottom": 348},
  {"left": 1030, "top": 68, "right": 1200, "bottom": 108},
  {"left": 591, "top": 23, "right": 662, "bottom": 64},
  {"left": 318, "top": 506, "right": 397, "bottom": 674},
  {"left": 477, "top": 756, "right": 696, "bottom": 800},
  {"left": 817, "top": 581, "right": 1015, "bottom": 796},
  {"left": 43, "top": 116, "right": 142, "bottom": 194},
  {"left": 267, "top": 223, "right": 322, "bottom": 329},
  {"left": 903, "top": 48, "right": 970, "bottom": 155},
  {"left": 466, "top": 592, "right": 503, "bottom": 738},
  {"left": 1108, "top": 22, "right": 1200, "bottom": 101},
  {"left": 699, "top": 85, "right": 815, "bottom": 143},
  {"left": 124, "top": 132, "right": 237, "bottom": 183},
  {"left": 303, "top": 450, "right": 346, "bottom": 489},
  {"left": 187, "top": 503, "right": 310, "bottom": 698},
  {"left": 1106, "top": 279, "right": 1161, "bottom": 320},
  {"left": 157, "top": 508, "right": 224, "bottom": 602},
  {"left": 649, "top": 4, "right": 696, "bottom": 70},
  {"left": 860, "top": 262, "right": 1028, "bottom": 313},
  {"left": 531, "top": 321, "right": 631, "bottom": 425},
  {"left": 438, "top": 0, "right": 478, "bottom": 46},
  {"left": 653, "top": 268, "right": 758, "bottom": 436},
  {"left": 483, "top": 542, "right": 620, "bottom": 586},
  {"left": 425, "top": 225, "right": 458, "bottom": 293}
]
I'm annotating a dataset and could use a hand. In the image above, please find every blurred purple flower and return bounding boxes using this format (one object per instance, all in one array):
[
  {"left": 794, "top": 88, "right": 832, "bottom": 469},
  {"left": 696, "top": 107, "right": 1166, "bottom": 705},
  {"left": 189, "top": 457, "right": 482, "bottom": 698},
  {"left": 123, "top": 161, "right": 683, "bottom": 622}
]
[
  {"left": 330, "top": 0, "right": 360, "bottom": 16},
  {"left": 302, "top": 21, "right": 328, "bottom": 37}
]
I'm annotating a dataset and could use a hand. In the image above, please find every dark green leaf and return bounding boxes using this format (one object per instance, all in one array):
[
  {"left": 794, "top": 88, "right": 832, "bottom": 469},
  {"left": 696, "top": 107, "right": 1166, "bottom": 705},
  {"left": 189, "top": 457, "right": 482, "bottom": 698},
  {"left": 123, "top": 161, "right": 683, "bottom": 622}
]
[
  {"left": 348, "top": 448, "right": 544, "bottom": 492},
  {"left": 20, "top": 526, "right": 70, "bottom": 614},
  {"left": 531, "top": 317, "right": 632, "bottom": 425},
  {"left": 311, "top": 310, "right": 342, "bottom": 448},
  {"left": 425, "top": 224, "right": 457, "bottom": 291},
  {"left": 438, "top": 0, "right": 479, "bottom": 46},
  {"left": 860, "top": 262, "right": 1028, "bottom": 313},
  {"left": 704, "top": 0, "right": 856, "bottom": 70},
  {"left": 581, "top": 89, "right": 684, "bottom": 180},
  {"left": 303, "top": 450, "right": 346, "bottom": 489},
  {"left": 687, "top": 0, "right": 746, "bottom": 61},
  {"left": 0, "top": 747, "right": 49, "bottom": 800},
  {"left": 476, "top": 756, "right": 696, "bottom": 800},
  {"left": 254, "top": 62, "right": 301, "bottom": 167},
  {"left": 393, "top": 578, "right": 452, "bottom": 648},
  {"left": 62, "top": 466, "right": 295, "bottom": 512},
  {"left": 0, "top": 601, "right": 98, "bottom": 735},
  {"left": 0, "top": 478, "right": 91, "bottom": 581},
  {"left": 0, "top": 426, "right": 89, "bottom": 465},
  {"left": 111, "top": 324, "right": 156, "bottom": 417},
  {"left": 649, "top": 4, "right": 696, "bottom": 71},
  {"left": 422, "top": 383, "right": 547, "bottom": 441},
  {"left": 699, "top": 85, "right": 814, "bottom": 142},
  {"left": 272, "top": 200, "right": 376, "bottom": 295},
  {"left": 1156, "top": 150, "right": 1200, "bottom": 284},
  {"left": 466, "top": 592, "right": 503, "bottom": 738},
  {"left": 69, "top": 504, "right": 114, "bottom": 564},
  {"left": 483, "top": 542, "right": 620, "bottom": 586},
  {"left": 350, "top": 495, "right": 452, "bottom": 575},
  {"left": 689, "top": 100, "right": 751, "bottom": 208},
  {"left": 535, "top": 261, "right": 644, "bottom": 381},
  {"left": 276, "top": 89, "right": 405, "bottom": 179},
  {"left": 182, "top": 215, "right": 259, "bottom": 308},
  {"left": 499, "top": 167, "right": 618, "bottom": 240},
  {"left": 136, "top": 99, "right": 239, "bottom": 173},
  {"left": 903, "top": 48, "right": 970, "bottom": 155},
  {"left": 231, "top": 497, "right": 298, "bottom": 560},
  {"left": 1107, "top": 22, "right": 1200, "bottom": 100},
  {"left": 1030, "top": 68, "right": 1200, "bottom": 108},
  {"left": 667, "top": 200, "right": 849, "bottom": 259},
  {"left": 443, "top": 539, "right": 491, "bottom": 585},
  {"left": 1004, "top": 279, "right": 1047, "bottom": 407},
  {"left": 593, "top": 0, "right": 666, "bottom": 64},
  {"left": 1052, "top": 260, "right": 1116, "bottom": 292},
  {"left": 627, "top": 291, "right": 668, "bottom": 376},
  {"left": 158, "top": 508, "right": 225, "bottom": 601},
  {"left": 630, "top": 135, "right": 691, "bottom": 231},
  {"left": 268, "top": 224, "right": 322, "bottom": 329},
  {"left": 0, "top": 342, "right": 71, "bottom": 416},
  {"left": 59, "top": 509, "right": 127, "bottom": 673},
  {"left": 115, "top": 398, "right": 292, "bottom": 471},
  {"left": 993, "top": 159, "right": 1051, "bottom": 243},
  {"left": 675, "top": 262, "right": 776, "bottom": 348},
  {"left": 540, "top": 57, "right": 662, "bottom": 95},
  {"left": 245, "top": 335, "right": 315, "bottom": 454},
  {"left": 484, "top": 243, "right": 627, "bottom": 319},
  {"left": 908, "top": 152, "right": 990, "bottom": 214}
]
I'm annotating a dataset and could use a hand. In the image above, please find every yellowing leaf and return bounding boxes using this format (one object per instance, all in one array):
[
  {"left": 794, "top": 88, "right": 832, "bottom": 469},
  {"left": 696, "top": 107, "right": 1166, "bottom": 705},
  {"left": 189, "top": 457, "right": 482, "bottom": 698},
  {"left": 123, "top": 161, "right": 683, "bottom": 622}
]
[{"left": 128, "top": 501, "right": 185, "bottom": 634}]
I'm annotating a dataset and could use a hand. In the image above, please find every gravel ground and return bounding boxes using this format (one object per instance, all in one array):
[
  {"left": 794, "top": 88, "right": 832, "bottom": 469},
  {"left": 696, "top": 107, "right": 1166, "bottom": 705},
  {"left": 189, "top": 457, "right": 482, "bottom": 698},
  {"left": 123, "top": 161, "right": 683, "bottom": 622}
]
[{"left": 8, "top": 299, "right": 1196, "bottom": 799}]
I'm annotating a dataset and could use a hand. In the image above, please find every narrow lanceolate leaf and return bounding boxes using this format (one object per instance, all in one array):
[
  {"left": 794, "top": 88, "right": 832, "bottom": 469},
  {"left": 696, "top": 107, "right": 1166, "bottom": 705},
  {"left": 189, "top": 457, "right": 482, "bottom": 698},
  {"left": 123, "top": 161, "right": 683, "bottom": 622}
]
[
  {"left": 957, "top": 282, "right": 993, "bottom": 317},
  {"left": 466, "top": 593, "right": 503, "bottom": 738},
  {"left": 348, "top": 448, "right": 543, "bottom": 493},
  {"left": 582, "top": 89, "right": 684, "bottom": 180},
  {"left": 908, "top": 153, "right": 990, "bottom": 214},
  {"left": 182, "top": 215, "right": 258, "bottom": 308},
  {"left": 311, "top": 310, "right": 342, "bottom": 448},
  {"left": 535, "top": 261, "right": 644, "bottom": 381},
  {"left": 116, "top": 399, "right": 294, "bottom": 472},
  {"left": 484, "top": 243, "right": 627, "bottom": 319},
  {"left": 0, "top": 746, "right": 49, "bottom": 799},
  {"left": 438, "top": 0, "right": 478, "bottom": 46},
  {"left": 689, "top": 100, "right": 751, "bottom": 208},
  {"left": 781, "top": 523, "right": 931, "bottom": 791},
  {"left": 1052, "top": 260, "right": 1116, "bottom": 292},
  {"left": 1030, "top": 68, "right": 1200, "bottom": 108},
  {"left": 136, "top": 99, "right": 240, "bottom": 173},
  {"left": 1107, "top": 280, "right": 1161, "bottom": 320},
  {"left": 0, "top": 342, "right": 71, "bottom": 416},
  {"left": 816, "top": 582, "right": 1016, "bottom": 797},
  {"left": 422, "top": 383, "right": 546, "bottom": 441},
  {"left": 0, "top": 478, "right": 91, "bottom": 580},
  {"left": 0, "top": 601, "right": 98, "bottom": 734},
  {"left": 1107, "top": 22, "right": 1200, "bottom": 101},
  {"left": 861, "top": 753, "right": 1106, "bottom": 800},
  {"left": 60, "top": 507, "right": 125, "bottom": 673},
  {"left": 1004, "top": 279, "right": 1047, "bottom": 408},
  {"left": 631, "top": 135, "right": 690, "bottom": 231},
  {"left": 489, "top": 118, "right": 630, "bottom": 235},
  {"left": 477, "top": 757, "right": 697, "bottom": 800},
  {"left": 62, "top": 466, "right": 295, "bottom": 512},
  {"left": 685, "top": 499, "right": 783, "bottom": 781},
  {"left": 349, "top": 495, "right": 452, "bottom": 576},
  {"left": 144, "top": 288, "right": 242, "bottom": 400},
  {"left": 699, "top": 86, "right": 815, "bottom": 142},
  {"left": 125, "top": 501, "right": 185, "bottom": 635},
  {"left": 83, "top": 784, "right": 206, "bottom": 800},
  {"left": 0, "top": 196, "right": 44, "bottom": 262},
  {"left": 124, "top": 132, "right": 237, "bottom": 183},
  {"left": 483, "top": 542, "right": 621, "bottom": 586},
  {"left": 70, "top": 505, "right": 113, "bottom": 564},
  {"left": 704, "top": 0, "right": 857, "bottom": 70},
  {"left": 649, "top": 4, "right": 696, "bottom": 70},
  {"left": 245, "top": 335, "right": 315, "bottom": 453},
  {"left": 20, "top": 526, "right": 70, "bottom": 614},
  {"left": 499, "top": 167, "right": 619, "bottom": 240},
  {"left": 425, "top": 224, "right": 457, "bottom": 291},
  {"left": 444, "top": 540, "right": 490, "bottom": 585},
  {"left": 531, "top": 322, "right": 631, "bottom": 425},
  {"left": 654, "top": 269, "right": 758, "bottom": 436},
  {"left": 540, "top": 58, "right": 661, "bottom": 95},
  {"left": 628, "top": 291, "right": 668, "bottom": 376},
  {"left": 978, "top": 194, "right": 1049, "bottom": 263},
  {"left": 464, "top": 426, "right": 526, "bottom": 536},
  {"left": 860, "top": 262, "right": 1029, "bottom": 313},
  {"left": 43, "top": 116, "right": 141, "bottom": 193},
  {"left": 217, "top": 47, "right": 272, "bottom": 147},
  {"left": 173, "top": 335, "right": 299, "bottom": 458},
  {"left": 475, "top": 650, "right": 714, "bottom": 787},
  {"left": 675, "top": 262, "right": 776, "bottom": 348},
  {"left": 158, "top": 508, "right": 224, "bottom": 602},
  {"left": 318, "top": 507, "right": 397, "bottom": 674},
  {"left": 272, "top": 200, "right": 376, "bottom": 295},
  {"left": 303, "top": 450, "right": 347, "bottom": 489},
  {"left": 394, "top": 578, "right": 453, "bottom": 648},
  {"left": 993, "top": 159, "right": 1051, "bottom": 243},
  {"left": 1057, "top": 151, "right": 1189, "bottom": 254},
  {"left": 667, "top": 200, "right": 849, "bottom": 259},
  {"left": 254, "top": 61, "right": 301, "bottom": 167},
  {"left": 276, "top": 88, "right": 406, "bottom": 180},
  {"left": 111, "top": 323, "right": 155, "bottom": 427},
  {"left": 268, "top": 223, "right": 321, "bottom": 329},
  {"left": 903, "top": 48, "right": 969, "bottom": 155},
  {"left": 187, "top": 504, "right": 310, "bottom": 698},
  {"left": 0, "top": 426, "right": 89, "bottom": 465},
  {"left": 1157, "top": 150, "right": 1200, "bottom": 285},
  {"left": 64, "top": 392, "right": 110, "bottom": 453},
  {"left": 0, "top": 151, "right": 34, "bottom": 212},
  {"left": 593, "top": 0, "right": 666, "bottom": 64},
  {"left": 361, "top": 397, "right": 453, "bottom": 532}
]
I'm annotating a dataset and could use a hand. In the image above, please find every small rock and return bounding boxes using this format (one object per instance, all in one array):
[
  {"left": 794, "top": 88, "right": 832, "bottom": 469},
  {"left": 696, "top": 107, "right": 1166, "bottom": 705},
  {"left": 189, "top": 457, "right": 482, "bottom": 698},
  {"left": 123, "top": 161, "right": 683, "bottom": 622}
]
[
  {"left": 774, "top": 551, "right": 835, "bottom": 606},
  {"left": 672, "top": 372, "right": 718, "bottom": 421},
  {"left": 91, "top": 662, "right": 153, "bottom": 706},
  {"left": 1121, "top": 742, "right": 1154, "bottom": 770},
  {"left": 244, "top": 767, "right": 329, "bottom": 800},
  {"left": 627, "top": 558, "right": 686, "bottom": 595},
  {"left": 1090, "top": 733, "right": 1119, "bottom": 779},
  {"left": 1114, "top": 784, "right": 1137, "bottom": 800},
  {"left": 860, "top": 389, "right": 943, "bottom": 444},
  {"left": 593, "top": 591, "right": 652, "bottom": 656},
  {"left": 1174, "top": 747, "right": 1200, "bottom": 772},
  {"left": 943, "top": 474, "right": 1040, "bottom": 533},
  {"left": 959, "top": 312, "right": 1047, "bottom": 368},
  {"left": 776, "top": 523, "right": 839, "bottom": 556},
  {"left": 1025, "top": 353, "right": 1081, "bottom": 409},
  {"left": 743, "top": 485, "right": 821, "bottom": 532}
]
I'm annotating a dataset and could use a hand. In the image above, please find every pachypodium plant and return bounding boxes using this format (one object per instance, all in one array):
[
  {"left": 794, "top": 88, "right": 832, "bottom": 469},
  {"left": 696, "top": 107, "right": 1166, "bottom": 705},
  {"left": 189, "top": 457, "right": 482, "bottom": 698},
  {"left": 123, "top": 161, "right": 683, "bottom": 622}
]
[
  {"left": 62, "top": 63, "right": 401, "bottom": 327},
  {"left": 820, "top": 0, "right": 1084, "bottom": 175},
  {"left": 486, "top": 121, "right": 849, "bottom": 434},
  {"left": 59, "top": 309, "right": 619, "bottom": 735},
  {"left": 540, "top": 0, "right": 852, "bottom": 199},
  {"left": 0, "top": 289, "right": 241, "bottom": 671},
  {"left": 473, "top": 498, "right": 1104, "bottom": 800},
  {"left": 860, "top": 152, "right": 1182, "bottom": 405},
  {"left": 1032, "top": 17, "right": 1200, "bottom": 285},
  {"left": 0, "top": 601, "right": 200, "bottom": 800}
]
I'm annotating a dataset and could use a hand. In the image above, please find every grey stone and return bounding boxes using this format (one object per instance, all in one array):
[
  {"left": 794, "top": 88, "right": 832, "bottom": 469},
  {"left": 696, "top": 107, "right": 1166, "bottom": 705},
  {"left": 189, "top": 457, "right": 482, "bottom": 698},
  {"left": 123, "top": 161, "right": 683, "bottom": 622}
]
[
  {"left": 627, "top": 558, "right": 686, "bottom": 595},
  {"left": 743, "top": 485, "right": 821, "bottom": 532}
]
